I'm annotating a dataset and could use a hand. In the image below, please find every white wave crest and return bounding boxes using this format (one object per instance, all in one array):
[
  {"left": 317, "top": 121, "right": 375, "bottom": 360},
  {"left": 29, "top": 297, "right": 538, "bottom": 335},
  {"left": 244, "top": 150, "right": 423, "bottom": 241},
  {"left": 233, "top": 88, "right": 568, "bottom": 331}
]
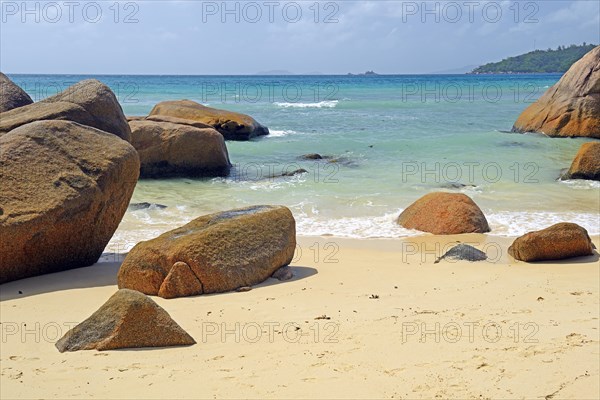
[
  {"left": 274, "top": 100, "right": 339, "bottom": 108},
  {"left": 486, "top": 211, "right": 600, "bottom": 237},
  {"left": 559, "top": 179, "right": 600, "bottom": 190},
  {"left": 268, "top": 129, "right": 297, "bottom": 137},
  {"left": 106, "top": 207, "right": 600, "bottom": 253}
]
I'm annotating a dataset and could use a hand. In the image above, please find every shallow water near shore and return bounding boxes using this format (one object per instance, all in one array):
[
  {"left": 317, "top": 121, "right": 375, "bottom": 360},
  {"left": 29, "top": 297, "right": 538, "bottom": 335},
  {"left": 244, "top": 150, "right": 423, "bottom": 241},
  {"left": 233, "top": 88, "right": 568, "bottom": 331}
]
[{"left": 10, "top": 74, "right": 600, "bottom": 246}]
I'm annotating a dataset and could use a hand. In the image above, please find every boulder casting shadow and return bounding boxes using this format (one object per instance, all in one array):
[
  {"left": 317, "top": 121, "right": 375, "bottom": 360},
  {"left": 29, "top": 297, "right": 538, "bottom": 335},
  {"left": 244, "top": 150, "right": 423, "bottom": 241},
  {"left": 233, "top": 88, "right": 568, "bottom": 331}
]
[{"left": 0, "top": 256, "right": 123, "bottom": 302}]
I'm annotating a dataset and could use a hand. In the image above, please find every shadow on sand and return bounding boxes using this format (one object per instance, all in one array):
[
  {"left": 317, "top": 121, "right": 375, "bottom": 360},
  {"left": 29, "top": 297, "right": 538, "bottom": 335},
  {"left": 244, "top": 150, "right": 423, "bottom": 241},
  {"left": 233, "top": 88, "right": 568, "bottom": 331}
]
[
  {"left": 0, "top": 253, "right": 318, "bottom": 302},
  {"left": 240, "top": 265, "right": 318, "bottom": 291},
  {"left": 0, "top": 253, "right": 125, "bottom": 302},
  {"left": 523, "top": 251, "right": 600, "bottom": 265}
]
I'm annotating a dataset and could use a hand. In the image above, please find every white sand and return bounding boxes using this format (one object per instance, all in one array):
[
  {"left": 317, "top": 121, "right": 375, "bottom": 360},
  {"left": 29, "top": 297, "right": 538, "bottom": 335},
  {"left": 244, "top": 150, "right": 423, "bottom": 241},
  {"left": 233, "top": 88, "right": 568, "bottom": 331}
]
[{"left": 1, "top": 234, "right": 599, "bottom": 399}]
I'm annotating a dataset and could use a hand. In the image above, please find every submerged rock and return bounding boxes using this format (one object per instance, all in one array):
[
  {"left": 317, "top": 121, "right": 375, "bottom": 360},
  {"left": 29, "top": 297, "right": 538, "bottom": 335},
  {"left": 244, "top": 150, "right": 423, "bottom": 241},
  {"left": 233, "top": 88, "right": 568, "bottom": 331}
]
[
  {"left": 268, "top": 168, "right": 308, "bottom": 179},
  {"left": 128, "top": 202, "right": 168, "bottom": 211},
  {"left": 281, "top": 168, "right": 308, "bottom": 177},
  {"left": 0, "top": 79, "right": 131, "bottom": 141},
  {"left": 326, "top": 156, "right": 359, "bottom": 167},
  {"left": 512, "top": 46, "right": 600, "bottom": 138},
  {"left": 562, "top": 142, "right": 600, "bottom": 181},
  {"left": 301, "top": 153, "right": 324, "bottom": 160},
  {"left": 149, "top": 100, "right": 269, "bottom": 141},
  {"left": 55, "top": 289, "right": 195, "bottom": 352},
  {"left": 497, "top": 141, "right": 540, "bottom": 149},
  {"left": 129, "top": 119, "right": 231, "bottom": 178},
  {"left": 118, "top": 205, "right": 296, "bottom": 298},
  {"left": 439, "top": 182, "right": 477, "bottom": 190},
  {"left": 508, "top": 223, "right": 595, "bottom": 262},
  {"left": 298, "top": 153, "right": 358, "bottom": 167},
  {"left": 0, "top": 72, "right": 33, "bottom": 112},
  {"left": 434, "top": 244, "right": 488, "bottom": 264},
  {"left": 397, "top": 192, "right": 490, "bottom": 235},
  {"left": 0, "top": 120, "right": 139, "bottom": 284}
]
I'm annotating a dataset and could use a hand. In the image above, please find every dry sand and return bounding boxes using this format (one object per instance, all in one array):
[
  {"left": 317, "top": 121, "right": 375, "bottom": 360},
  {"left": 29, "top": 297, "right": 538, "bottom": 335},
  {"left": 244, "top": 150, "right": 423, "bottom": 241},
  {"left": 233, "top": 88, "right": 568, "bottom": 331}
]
[{"left": 1, "top": 234, "right": 599, "bottom": 399}]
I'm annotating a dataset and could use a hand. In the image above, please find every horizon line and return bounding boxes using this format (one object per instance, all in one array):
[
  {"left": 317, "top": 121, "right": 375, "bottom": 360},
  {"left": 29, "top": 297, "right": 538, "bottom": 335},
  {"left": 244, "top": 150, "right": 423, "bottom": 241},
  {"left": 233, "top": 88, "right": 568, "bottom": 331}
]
[{"left": 4, "top": 72, "right": 566, "bottom": 76}]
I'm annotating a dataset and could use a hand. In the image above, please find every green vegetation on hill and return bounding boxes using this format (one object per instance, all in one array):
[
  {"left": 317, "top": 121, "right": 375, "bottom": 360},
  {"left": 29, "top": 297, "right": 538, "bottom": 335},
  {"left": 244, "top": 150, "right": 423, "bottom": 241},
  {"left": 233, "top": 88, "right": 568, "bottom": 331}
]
[{"left": 471, "top": 43, "right": 596, "bottom": 74}]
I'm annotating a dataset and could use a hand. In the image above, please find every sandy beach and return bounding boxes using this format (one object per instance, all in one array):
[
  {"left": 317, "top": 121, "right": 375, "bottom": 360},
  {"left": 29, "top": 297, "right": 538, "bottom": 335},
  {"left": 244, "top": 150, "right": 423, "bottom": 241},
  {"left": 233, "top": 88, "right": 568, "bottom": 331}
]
[
  {"left": 2, "top": 3, "right": 599, "bottom": 399},
  {"left": 2, "top": 234, "right": 598, "bottom": 399}
]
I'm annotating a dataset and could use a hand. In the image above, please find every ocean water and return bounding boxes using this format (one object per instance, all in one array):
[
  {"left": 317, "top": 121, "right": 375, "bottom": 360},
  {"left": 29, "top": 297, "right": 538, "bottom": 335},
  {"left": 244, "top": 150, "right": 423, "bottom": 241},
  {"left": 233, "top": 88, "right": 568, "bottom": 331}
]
[{"left": 9, "top": 74, "right": 600, "bottom": 247}]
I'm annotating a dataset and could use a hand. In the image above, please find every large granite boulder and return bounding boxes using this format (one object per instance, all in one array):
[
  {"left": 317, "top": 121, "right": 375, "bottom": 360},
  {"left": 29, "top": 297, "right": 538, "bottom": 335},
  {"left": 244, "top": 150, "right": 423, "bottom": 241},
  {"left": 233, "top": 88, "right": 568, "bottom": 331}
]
[
  {"left": 149, "top": 100, "right": 269, "bottom": 141},
  {"left": 0, "top": 79, "right": 131, "bottom": 141},
  {"left": 130, "top": 119, "right": 231, "bottom": 178},
  {"left": 146, "top": 114, "right": 214, "bottom": 129},
  {"left": 0, "top": 73, "right": 33, "bottom": 112},
  {"left": 562, "top": 142, "right": 600, "bottom": 181},
  {"left": 397, "top": 192, "right": 490, "bottom": 235},
  {"left": 508, "top": 223, "right": 594, "bottom": 262},
  {"left": 0, "top": 120, "right": 139, "bottom": 283},
  {"left": 118, "top": 205, "right": 296, "bottom": 298},
  {"left": 56, "top": 289, "right": 195, "bottom": 352},
  {"left": 512, "top": 46, "right": 600, "bottom": 138}
]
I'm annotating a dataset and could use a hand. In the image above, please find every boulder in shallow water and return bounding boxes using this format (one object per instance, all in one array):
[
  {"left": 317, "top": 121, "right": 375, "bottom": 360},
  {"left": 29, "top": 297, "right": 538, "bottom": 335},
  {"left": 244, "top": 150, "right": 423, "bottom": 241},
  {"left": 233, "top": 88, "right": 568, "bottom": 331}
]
[
  {"left": 562, "top": 142, "right": 600, "bottom": 181},
  {"left": 129, "top": 119, "right": 231, "bottom": 178},
  {"left": 397, "top": 192, "right": 490, "bottom": 235},
  {"left": 118, "top": 205, "right": 296, "bottom": 298},
  {"left": 0, "top": 120, "right": 139, "bottom": 283},
  {"left": 149, "top": 100, "right": 269, "bottom": 141},
  {"left": 0, "top": 72, "right": 33, "bottom": 112},
  {"left": 0, "top": 79, "right": 131, "bottom": 141},
  {"left": 55, "top": 289, "right": 195, "bottom": 352},
  {"left": 508, "top": 223, "right": 595, "bottom": 262},
  {"left": 512, "top": 46, "right": 600, "bottom": 138}
]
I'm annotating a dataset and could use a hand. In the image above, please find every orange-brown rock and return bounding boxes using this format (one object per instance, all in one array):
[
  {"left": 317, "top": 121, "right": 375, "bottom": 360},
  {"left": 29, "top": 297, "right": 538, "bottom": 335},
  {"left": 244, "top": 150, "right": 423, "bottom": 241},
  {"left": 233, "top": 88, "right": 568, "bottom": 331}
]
[
  {"left": 146, "top": 114, "right": 214, "bottom": 130},
  {"left": 118, "top": 206, "right": 296, "bottom": 298},
  {"left": 149, "top": 100, "right": 269, "bottom": 140},
  {"left": 126, "top": 116, "right": 146, "bottom": 122},
  {"left": 397, "top": 192, "right": 490, "bottom": 235},
  {"left": 0, "top": 79, "right": 131, "bottom": 141},
  {"left": 55, "top": 289, "right": 195, "bottom": 352},
  {"left": 508, "top": 223, "right": 594, "bottom": 262},
  {"left": 158, "top": 261, "right": 203, "bottom": 299},
  {"left": 563, "top": 142, "right": 600, "bottom": 181},
  {"left": 129, "top": 119, "right": 231, "bottom": 178},
  {"left": 0, "top": 120, "right": 139, "bottom": 283},
  {"left": 512, "top": 46, "right": 600, "bottom": 138},
  {"left": 0, "top": 72, "right": 33, "bottom": 112}
]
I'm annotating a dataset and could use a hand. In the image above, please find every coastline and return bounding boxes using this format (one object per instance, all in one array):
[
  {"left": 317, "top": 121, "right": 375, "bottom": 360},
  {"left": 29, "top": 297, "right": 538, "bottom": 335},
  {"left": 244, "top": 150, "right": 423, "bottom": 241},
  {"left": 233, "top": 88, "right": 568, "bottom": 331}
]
[
  {"left": 2, "top": 234, "right": 598, "bottom": 399},
  {"left": 2, "top": 5, "right": 599, "bottom": 399}
]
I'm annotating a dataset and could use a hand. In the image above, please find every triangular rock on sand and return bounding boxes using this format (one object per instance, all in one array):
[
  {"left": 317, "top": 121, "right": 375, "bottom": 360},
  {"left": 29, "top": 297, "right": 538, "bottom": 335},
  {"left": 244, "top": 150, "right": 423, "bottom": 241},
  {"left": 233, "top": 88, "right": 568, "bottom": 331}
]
[{"left": 55, "top": 289, "right": 195, "bottom": 352}]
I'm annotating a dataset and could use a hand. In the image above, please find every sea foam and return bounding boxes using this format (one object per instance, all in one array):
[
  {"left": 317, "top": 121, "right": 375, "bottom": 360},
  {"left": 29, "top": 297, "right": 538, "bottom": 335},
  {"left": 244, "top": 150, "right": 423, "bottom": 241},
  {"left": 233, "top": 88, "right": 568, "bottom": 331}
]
[
  {"left": 274, "top": 100, "right": 339, "bottom": 108},
  {"left": 268, "top": 129, "right": 297, "bottom": 137}
]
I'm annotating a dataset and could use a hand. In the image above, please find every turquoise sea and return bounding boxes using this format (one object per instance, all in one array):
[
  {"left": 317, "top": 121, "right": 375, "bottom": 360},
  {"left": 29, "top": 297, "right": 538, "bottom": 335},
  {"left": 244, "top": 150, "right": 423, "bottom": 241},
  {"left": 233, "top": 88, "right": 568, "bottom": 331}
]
[{"left": 9, "top": 74, "right": 600, "bottom": 248}]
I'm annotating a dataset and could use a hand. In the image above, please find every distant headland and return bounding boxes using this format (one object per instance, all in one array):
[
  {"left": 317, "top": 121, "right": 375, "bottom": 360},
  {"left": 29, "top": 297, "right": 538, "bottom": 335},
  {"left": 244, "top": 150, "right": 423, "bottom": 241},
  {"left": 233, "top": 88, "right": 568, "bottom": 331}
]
[{"left": 470, "top": 43, "right": 596, "bottom": 74}]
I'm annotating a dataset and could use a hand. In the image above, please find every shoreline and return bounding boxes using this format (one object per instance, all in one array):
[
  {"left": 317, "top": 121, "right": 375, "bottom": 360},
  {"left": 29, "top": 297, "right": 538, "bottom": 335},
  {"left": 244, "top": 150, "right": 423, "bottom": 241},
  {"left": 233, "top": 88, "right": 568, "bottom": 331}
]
[
  {"left": 2, "top": 70, "right": 599, "bottom": 398},
  {"left": 2, "top": 235, "right": 599, "bottom": 399}
]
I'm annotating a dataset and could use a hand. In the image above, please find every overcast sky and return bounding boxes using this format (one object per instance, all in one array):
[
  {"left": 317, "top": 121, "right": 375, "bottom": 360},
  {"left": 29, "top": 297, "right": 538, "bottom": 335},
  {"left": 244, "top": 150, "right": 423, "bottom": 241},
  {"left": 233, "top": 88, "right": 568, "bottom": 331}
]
[{"left": 1, "top": 0, "right": 598, "bottom": 74}]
